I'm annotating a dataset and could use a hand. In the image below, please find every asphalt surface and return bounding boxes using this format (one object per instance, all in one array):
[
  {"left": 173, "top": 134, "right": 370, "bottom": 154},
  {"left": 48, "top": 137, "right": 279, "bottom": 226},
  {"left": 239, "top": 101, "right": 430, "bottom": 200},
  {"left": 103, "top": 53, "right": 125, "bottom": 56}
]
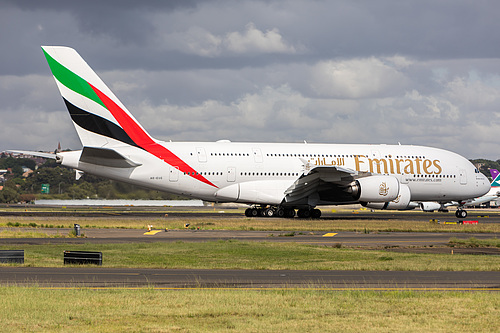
[
  {"left": 1, "top": 206, "right": 499, "bottom": 223},
  {"left": 1, "top": 228, "right": 499, "bottom": 249},
  {"left": 1, "top": 208, "right": 499, "bottom": 289},
  {"left": 1, "top": 267, "right": 499, "bottom": 290}
]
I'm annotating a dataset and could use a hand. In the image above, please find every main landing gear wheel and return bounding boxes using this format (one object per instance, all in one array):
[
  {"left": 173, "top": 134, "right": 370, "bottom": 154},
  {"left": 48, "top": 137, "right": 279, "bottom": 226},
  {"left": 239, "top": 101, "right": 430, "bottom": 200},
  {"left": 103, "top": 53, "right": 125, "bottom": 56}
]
[
  {"left": 297, "top": 208, "right": 310, "bottom": 218},
  {"left": 263, "top": 208, "right": 275, "bottom": 217},
  {"left": 455, "top": 210, "right": 467, "bottom": 218},
  {"left": 285, "top": 208, "right": 296, "bottom": 218},
  {"left": 311, "top": 209, "right": 322, "bottom": 218},
  {"left": 245, "top": 208, "right": 260, "bottom": 217},
  {"left": 297, "top": 208, "right": 321, "bottom": 219}
]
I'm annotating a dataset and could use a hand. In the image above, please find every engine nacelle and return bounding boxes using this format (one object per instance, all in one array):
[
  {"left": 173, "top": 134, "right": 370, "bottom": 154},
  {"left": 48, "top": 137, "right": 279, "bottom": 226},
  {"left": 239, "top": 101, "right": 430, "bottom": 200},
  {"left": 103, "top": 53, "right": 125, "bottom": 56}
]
[
  {"left": 420, "top": 201, "right": 442, "bottom": 212},
  {"left": 361, "top": 184, "right": 413, "bottom": 210},
  {"left": 350, "top": 175, "right": 400, "bottom": 202}
]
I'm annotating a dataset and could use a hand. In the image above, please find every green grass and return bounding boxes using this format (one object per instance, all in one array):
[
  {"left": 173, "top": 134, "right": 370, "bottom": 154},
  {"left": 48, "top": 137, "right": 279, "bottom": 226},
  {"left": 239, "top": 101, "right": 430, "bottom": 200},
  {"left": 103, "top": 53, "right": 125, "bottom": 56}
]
[
  {"left": 0, "top": 287, "right": 498, "bottom": 332},
  {"left": 449, "top": 237, "right": 500, "bottom": 247},
  {"left": 1, "top": 241, "right": 499, "bottom": 271}
]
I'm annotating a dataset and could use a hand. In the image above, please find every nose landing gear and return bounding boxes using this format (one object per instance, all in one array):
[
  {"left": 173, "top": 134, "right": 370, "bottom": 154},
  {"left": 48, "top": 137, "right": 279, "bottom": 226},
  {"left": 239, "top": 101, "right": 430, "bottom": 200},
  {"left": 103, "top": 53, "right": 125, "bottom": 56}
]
[{"left": 455, "top": 209, "right": 467, "bottom": 218}]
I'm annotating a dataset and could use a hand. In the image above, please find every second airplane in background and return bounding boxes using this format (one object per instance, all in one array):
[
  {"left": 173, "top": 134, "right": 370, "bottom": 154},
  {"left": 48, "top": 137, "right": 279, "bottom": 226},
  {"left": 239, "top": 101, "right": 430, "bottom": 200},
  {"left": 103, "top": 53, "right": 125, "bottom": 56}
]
[{"left": 415, "top": 169, "right": 500, "bottom": 217}]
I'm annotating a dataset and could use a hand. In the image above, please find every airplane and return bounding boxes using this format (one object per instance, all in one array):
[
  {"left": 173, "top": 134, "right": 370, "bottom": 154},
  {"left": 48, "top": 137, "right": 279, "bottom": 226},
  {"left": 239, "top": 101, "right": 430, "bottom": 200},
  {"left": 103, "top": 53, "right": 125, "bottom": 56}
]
[
  {"left": 416, "top": 169, "right": 500, "bottom": 216},
  {"left": 10, "top": 46, "right": 491, "bottom": 218}
]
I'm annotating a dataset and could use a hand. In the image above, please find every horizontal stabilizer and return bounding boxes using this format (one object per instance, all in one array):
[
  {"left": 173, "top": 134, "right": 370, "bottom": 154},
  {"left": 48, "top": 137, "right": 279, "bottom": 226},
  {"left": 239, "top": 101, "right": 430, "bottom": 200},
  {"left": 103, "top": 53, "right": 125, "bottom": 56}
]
[
  {"left": 5, "top": 150, "right": 56, "bottom": 159},
  {"left": 79, "top": 147, "right": 141, "bottom": 168}
]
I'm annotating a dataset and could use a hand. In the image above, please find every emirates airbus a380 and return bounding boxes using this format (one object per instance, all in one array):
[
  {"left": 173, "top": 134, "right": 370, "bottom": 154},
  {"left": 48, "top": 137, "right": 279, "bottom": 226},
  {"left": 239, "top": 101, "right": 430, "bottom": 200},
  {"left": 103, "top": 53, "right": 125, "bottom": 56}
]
[{"left": 18, "top": 46, "right": 490, "bottom": 218}]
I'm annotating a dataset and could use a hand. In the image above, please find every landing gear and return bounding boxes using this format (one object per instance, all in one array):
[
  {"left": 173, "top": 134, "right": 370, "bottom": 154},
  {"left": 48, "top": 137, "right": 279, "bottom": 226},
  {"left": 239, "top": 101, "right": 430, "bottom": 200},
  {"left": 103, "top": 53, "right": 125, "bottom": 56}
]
[
  {"left": 297, "top": 208, "right": 322, "bottom": 218},
  {"left": 245, "top": 208, "right": 260, "bottom": 217},
  {"left": 455, "top": 209, "right": 467, "bottom": 218},
  {"left": 244, "top": 206, "right": 320, "bottom": 218},
  {"left": 263, "top": 208, "right": 275, "bottom": 217},
  {"left": 297, "top": 208, "right": 311, "bottom": 218},
  {"left": 311, "top": 209, "right": 322, "bottom": 218},
  {"left": 284, "top": 208, "right": 296, "bottom": 218}
]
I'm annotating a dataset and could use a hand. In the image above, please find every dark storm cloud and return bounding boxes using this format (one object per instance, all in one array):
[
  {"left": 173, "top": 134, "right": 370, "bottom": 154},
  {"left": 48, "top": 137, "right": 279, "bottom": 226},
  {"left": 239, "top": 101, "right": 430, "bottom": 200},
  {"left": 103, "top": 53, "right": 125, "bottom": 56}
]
[
  {"left": 2, "top": 0, "right": 500, "bottom": 159},
  {"left": 4, "top": 0, "right": 500, "bottom": 73},
  {"left": 279, "top": 0, "right": 500, "bottom": 60},
  {"left": 1, "top": 0, "right": 201, "bottom": 43}
]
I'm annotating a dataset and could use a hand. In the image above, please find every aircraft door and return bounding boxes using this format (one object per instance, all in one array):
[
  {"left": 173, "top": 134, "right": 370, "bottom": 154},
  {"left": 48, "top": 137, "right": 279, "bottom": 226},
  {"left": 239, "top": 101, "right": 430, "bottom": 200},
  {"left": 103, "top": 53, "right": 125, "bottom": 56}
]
[
  {"left": 227, "top": 167, "right": 236, "bottom": 182},
  {"left": 252, "top": 148, "right": 263, "bottom": 163},
  {"left": 169, "top": 166, "right": 179, "bottom": 182},
  {"left": 196, "top": 147, "right": 207, "bottom": 162},
  {"left": 371, "top": 150, "right": 381, "bottom": 159},
  {"left": 459, "top": 169, "right": 467, "bottom": 185}
]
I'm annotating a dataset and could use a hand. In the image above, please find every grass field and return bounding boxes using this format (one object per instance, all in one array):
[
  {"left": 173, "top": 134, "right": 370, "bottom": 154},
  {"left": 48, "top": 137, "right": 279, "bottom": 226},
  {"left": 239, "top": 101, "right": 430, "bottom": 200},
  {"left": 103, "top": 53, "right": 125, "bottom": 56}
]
[
  {"left": 1, "top": 206, "right": 498, "bottom": 331},
  {"left": 0, "top": 287, "right": 498, "bottom": 332},
  {"left": 1, "top": 241, "right": 499, "bottom": 271}
]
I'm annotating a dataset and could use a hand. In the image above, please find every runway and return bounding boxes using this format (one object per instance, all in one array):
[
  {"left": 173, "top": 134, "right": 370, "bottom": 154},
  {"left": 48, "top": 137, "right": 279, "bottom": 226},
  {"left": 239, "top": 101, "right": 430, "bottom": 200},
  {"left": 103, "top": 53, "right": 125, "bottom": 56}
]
[
  {"left": 1, "top": 208, "right": 499, "bottom": 289},
  {"left": 1, "top": 267, "right": 499, "bottom": 290},
  {"left": 1, "top": 207, "right": 500, "bottom": 223},
  {"left": 1, "top": 228, "right": 499, "bottom": 251}
]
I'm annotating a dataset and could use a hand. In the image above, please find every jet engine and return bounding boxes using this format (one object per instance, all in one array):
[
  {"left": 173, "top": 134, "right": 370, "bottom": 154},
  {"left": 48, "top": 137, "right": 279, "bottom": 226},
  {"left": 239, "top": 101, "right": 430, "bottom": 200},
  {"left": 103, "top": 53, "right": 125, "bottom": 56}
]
[
  {"left": 349, "top": 175, "right": 400, "bottom": 202},
  {"left": 361, "top": 184, "right": 413, "bottom": 210},
  {"left": 420, "top": 202, "right": 442, "bottom": 212}
]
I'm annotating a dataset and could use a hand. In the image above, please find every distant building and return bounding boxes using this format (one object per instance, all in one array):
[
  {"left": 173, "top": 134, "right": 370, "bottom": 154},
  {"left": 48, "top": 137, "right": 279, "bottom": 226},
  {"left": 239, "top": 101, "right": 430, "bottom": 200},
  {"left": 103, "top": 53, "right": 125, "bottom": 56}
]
[
  {"left": 22, "top": 169, "right": 33, "bottom": 178},
  {"left": 474, "top": 162, "right": 485, "bottom": 170}
]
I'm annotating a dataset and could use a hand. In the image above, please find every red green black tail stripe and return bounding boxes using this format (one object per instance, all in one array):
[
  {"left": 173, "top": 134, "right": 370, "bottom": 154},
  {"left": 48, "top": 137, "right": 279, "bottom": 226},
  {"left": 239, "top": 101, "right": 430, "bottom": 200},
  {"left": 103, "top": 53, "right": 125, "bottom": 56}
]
[
  {"left": 89, "top": 83, "right": 217, "bottom": 187},
  {"left": 43, "top": 48, "right": 217, "bottom": 188}
]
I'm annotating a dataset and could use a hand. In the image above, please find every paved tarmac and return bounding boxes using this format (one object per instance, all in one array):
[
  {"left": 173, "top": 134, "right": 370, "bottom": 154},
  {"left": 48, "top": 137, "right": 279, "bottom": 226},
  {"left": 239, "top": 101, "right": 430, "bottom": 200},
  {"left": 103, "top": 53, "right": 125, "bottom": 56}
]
[
  {"left": 1, "top": 208, "right": 499, "bottom": 289},
  {"left": 1, "top": 206, "right": 500, "bottom": 223},
  {"left": 1, "top": 267, "right": 499, "bottom": 290},
  {"left": 1, "top": 228, "right": 499, "bottom": 250}
]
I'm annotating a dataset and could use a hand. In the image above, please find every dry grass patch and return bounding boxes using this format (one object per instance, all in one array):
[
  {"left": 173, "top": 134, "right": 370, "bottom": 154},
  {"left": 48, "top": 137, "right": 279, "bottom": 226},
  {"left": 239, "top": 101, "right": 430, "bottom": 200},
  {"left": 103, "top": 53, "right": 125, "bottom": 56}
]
[
  {"left": 0, "top": 287, "right": 498, "bottom": 332},
  {"left": 1, "top": 214, "right": 499, "bottom": 233},
  {"left": 0, "top": 230, "right": 69, "bottom": 238}
]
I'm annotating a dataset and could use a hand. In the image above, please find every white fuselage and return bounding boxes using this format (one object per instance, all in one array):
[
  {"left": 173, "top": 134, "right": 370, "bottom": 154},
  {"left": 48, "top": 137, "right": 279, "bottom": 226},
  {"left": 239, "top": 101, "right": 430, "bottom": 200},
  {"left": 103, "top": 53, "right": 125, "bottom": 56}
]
[{"left": 58, "top": 141, "right": 490, "bottom": 207}]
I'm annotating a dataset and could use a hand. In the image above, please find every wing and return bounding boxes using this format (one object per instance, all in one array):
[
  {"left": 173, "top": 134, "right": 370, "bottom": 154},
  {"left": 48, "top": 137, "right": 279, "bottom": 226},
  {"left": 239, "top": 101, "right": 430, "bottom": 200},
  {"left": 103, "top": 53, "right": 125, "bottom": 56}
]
[
  {"left": 461, "top": 194, "right": 500, "bottom": 207},
  {"left": 6, "top": 150, "right": 56, "bottom": 159},
  {"left": 283, "top": 159, "right": 371, "bottom": 206}
]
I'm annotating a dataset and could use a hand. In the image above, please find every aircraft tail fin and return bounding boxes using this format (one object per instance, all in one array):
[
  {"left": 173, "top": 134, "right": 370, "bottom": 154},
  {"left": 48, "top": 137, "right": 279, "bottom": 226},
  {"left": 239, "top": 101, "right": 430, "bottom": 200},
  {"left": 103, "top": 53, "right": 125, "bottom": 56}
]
[
  {"left": 42, "top": 46, "right": 218, "bottom": 188},
  {"left": 490, "top": 169, "right": 500, "bottom": 187},
  {"left": 41, "top": 46, "right": 154, "bottom": 149}
]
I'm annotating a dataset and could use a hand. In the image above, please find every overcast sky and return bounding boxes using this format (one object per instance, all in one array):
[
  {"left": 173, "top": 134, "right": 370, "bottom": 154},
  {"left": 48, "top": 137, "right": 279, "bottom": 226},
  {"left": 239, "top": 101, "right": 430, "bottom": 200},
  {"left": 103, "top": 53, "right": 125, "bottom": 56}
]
[{"left": 2, "top": 0, "right": 500, "bottom": 159}]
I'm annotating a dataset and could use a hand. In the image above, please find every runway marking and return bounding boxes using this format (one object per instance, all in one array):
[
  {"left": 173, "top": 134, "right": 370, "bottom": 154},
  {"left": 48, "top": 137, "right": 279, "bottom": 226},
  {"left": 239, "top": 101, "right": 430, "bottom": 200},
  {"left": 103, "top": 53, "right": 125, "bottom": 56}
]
[
  {"left": 37, "top": 286, "right": 500, "bottom": 291},
  {"left": 322, "top": 233, "right": 338, "bottom": 237},
  {"left": 290, "top": 240, "right": 450, "bottom": 244},
  {"left": 144, "top": 230, "right": 162, "bottom": 235}
]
